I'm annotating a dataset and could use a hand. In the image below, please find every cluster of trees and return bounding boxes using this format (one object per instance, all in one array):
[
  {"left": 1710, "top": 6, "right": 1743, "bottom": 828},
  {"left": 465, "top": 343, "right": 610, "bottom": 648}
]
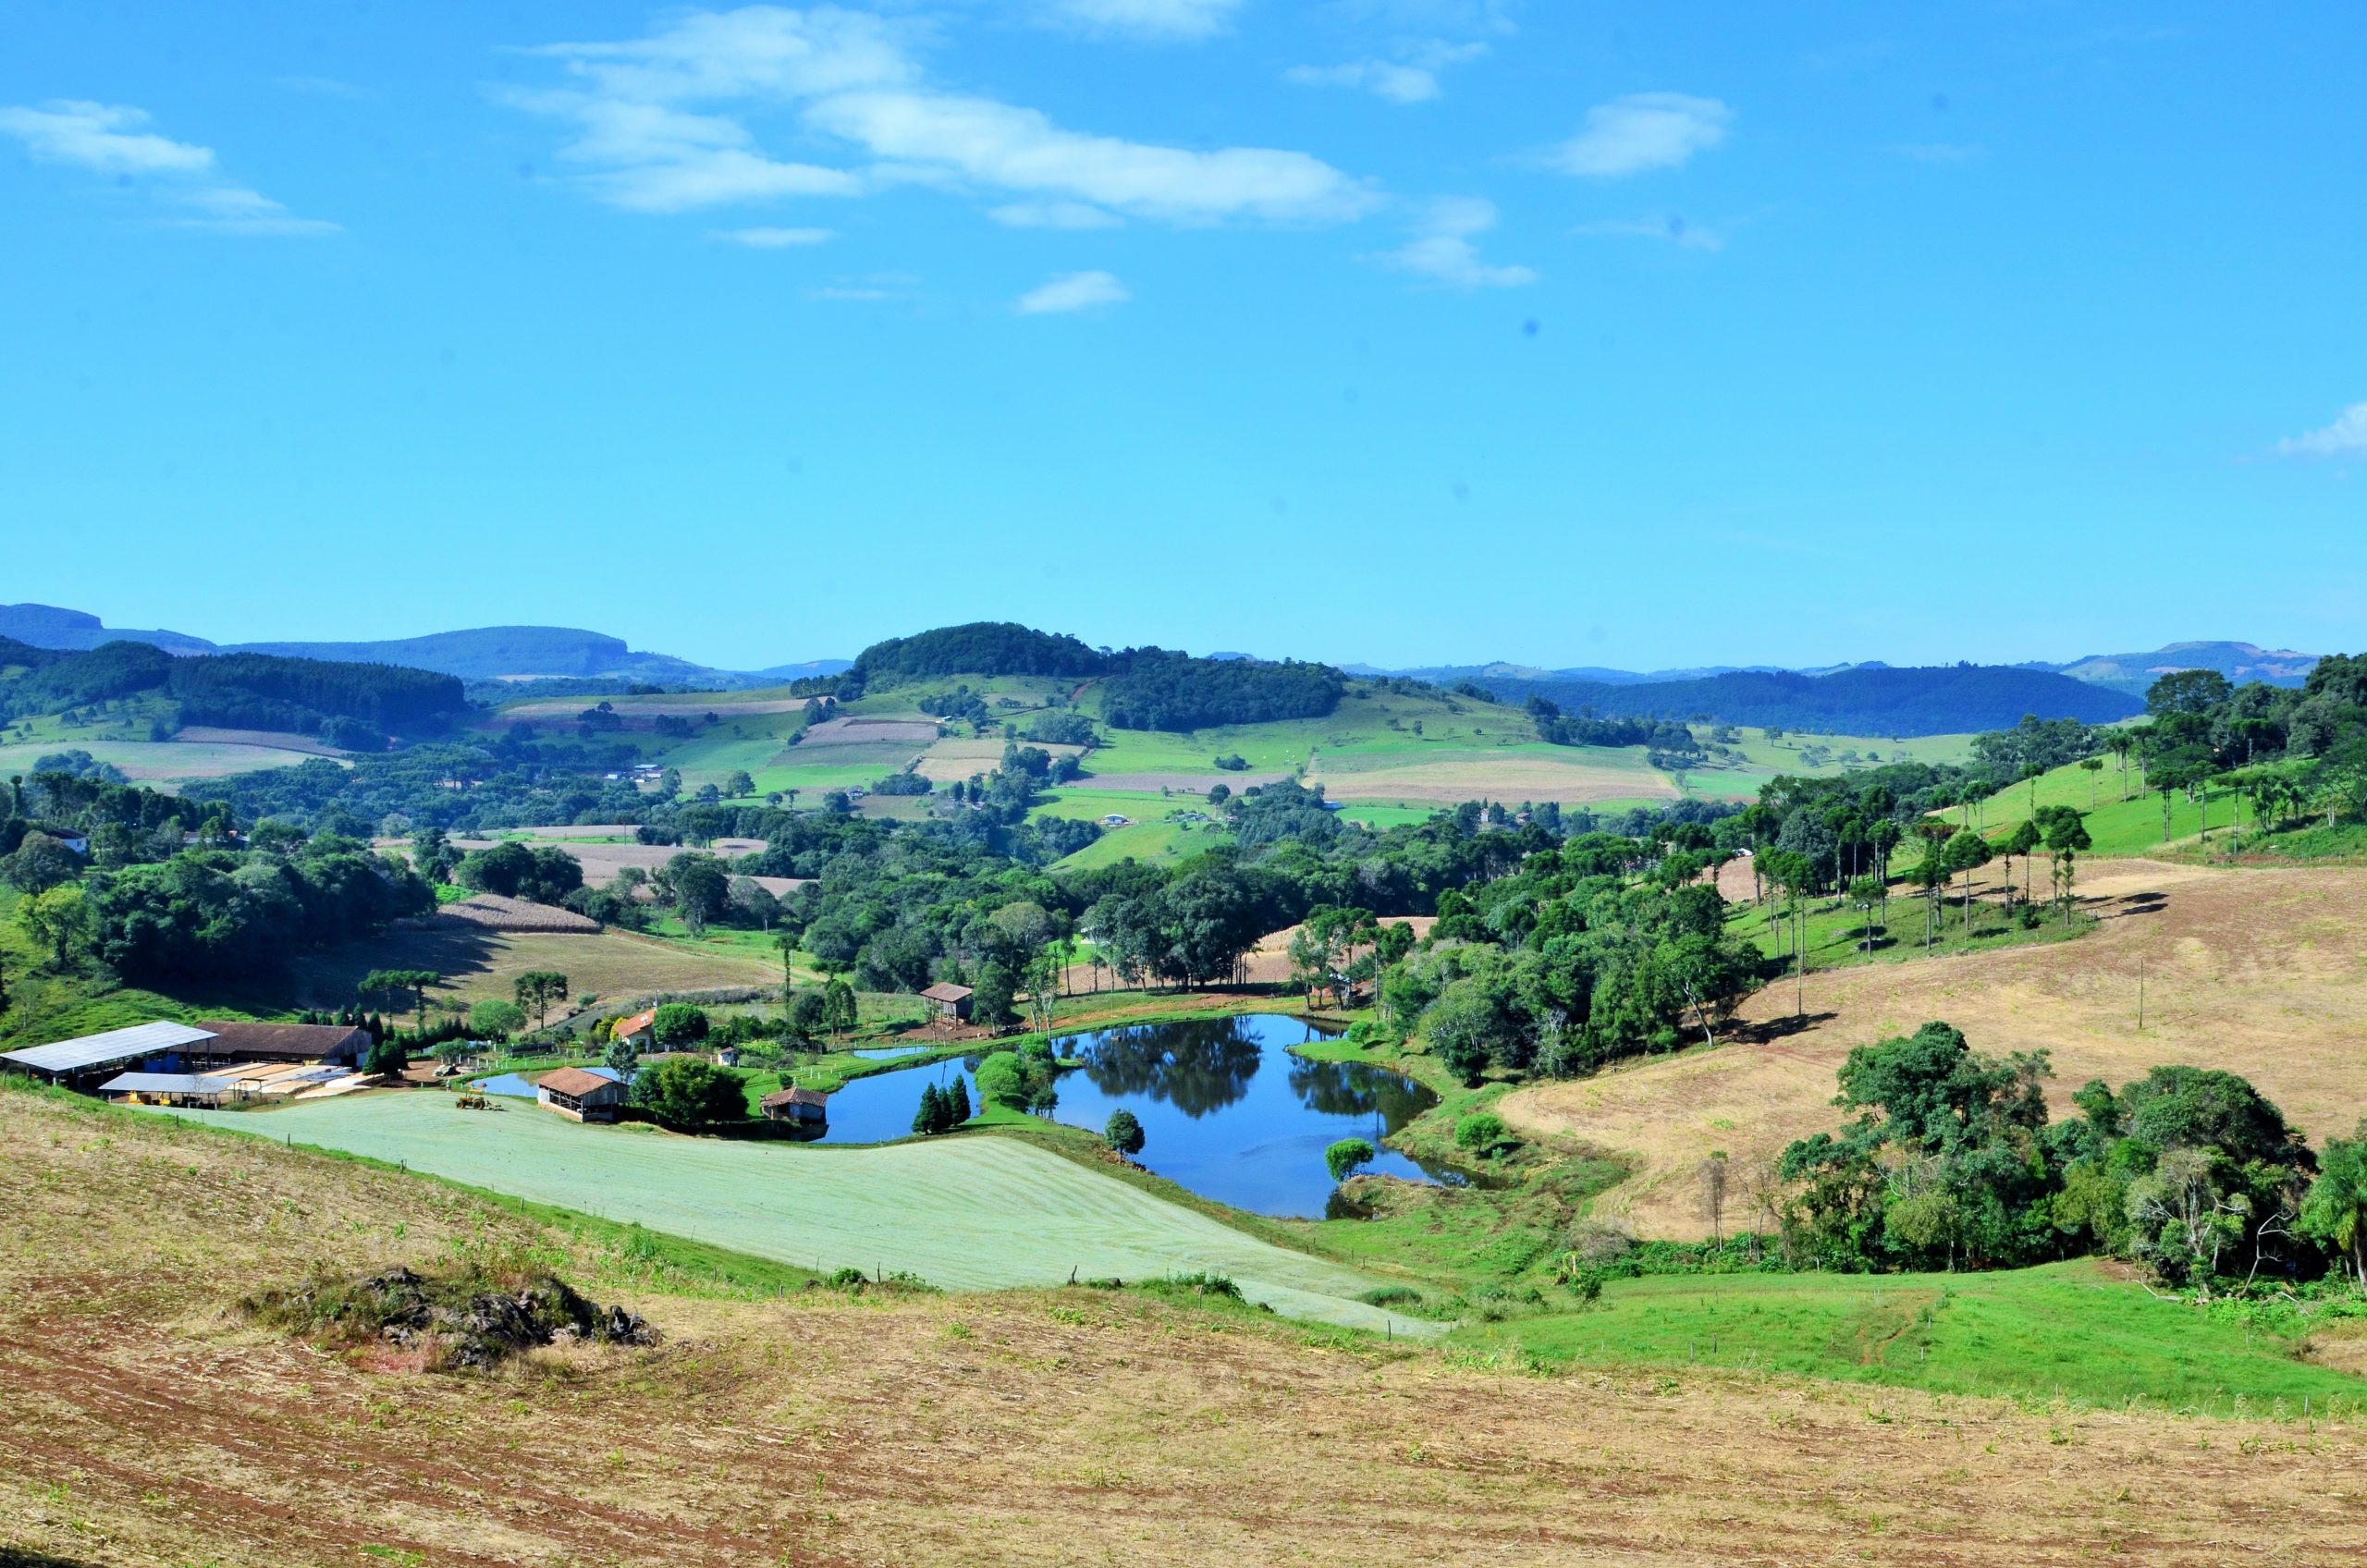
[
  {"left": 0, "top": 638, "right": 465, "bottom": 746},
  {"left": 975, "top": 1038, "right": 1061, "bottom": 1114},
  {"left": 1776, "top": 1022, "right": 2367, "bottom": 1293},
  {"left": 850, "top": 623, "right": 1106, "bottom": 684},
  {"left": 2099, "top": 660, "right": 2367, "bottom": 841},
  {"left": 911, "top": 1076, "right": 974, "bottom": 1135},
  {"left": 1097, "top": 650, "right": 1343, "bottom": 731},
  {"left": 1525, "top": 695, "right": 1686, "bottom": 751}
]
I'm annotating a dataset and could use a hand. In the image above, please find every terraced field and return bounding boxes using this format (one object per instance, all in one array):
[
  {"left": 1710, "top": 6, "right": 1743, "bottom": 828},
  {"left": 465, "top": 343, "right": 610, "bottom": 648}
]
[{"left": 152, "top": 1092, "right": 1404, "bottom": 1329}]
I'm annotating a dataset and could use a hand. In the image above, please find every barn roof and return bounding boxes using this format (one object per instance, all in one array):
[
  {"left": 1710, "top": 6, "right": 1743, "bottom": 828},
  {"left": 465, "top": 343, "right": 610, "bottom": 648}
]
[
  {"left": 3, "top": 1022, "right": 217, "bottom": 1075},
  {"left": 540, "top": 1067, "right": 621, "bottom": 1097},
  {"left": 760, "top": 1086, "right": 828, "bottom": 1109},
  {"left": 97, "top": 1072, "right": 238, "bottom": 1096},
  {"left": 613, "top": 1008, "right": 659, "bottom": 1036},
  {"left": 196, "top": 1022, "right": 371, "bottom": 1060},
  {"left": 920, "top": 983, "right": 974, "bottom": 1003}
]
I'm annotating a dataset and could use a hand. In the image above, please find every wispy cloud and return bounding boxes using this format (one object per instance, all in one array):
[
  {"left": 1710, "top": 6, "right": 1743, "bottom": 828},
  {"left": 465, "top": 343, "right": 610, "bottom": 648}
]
[
  {"left": 1893, "top": 141, "right": 1985, "bottom": 165},
  {"left": 1016, "top": 269, "right": 1130, "bottom": 313},
  {"left": 1570, "top": 213, "right": 1724, "bottom": 251},
  {"left": 1367, "top": 197, "right": 1536, "bottom": 289},
  {"left": 0, "top": 100, "right": 339, "bottom": 235},
  {"left": 1544, "top": 92, "right": 1732, "bottom": 178},
  {"left": 507, "top": 7, "right": 1376, "bottom": 227},
  {"left": 709, "top": 225, "right": 835, "bottom": 246},
  {"left": 2278, "top": 403, "right": 2367, "bottom": 459},
  {"left": 1285, "top": 39, "right": 1486, "bottom": 105},
  {"left": 988, "top": 199, "right": 1122, "bottom": 229},
  {"left": 1038, "top": 0, "right": 1241, "bottom": 42}
]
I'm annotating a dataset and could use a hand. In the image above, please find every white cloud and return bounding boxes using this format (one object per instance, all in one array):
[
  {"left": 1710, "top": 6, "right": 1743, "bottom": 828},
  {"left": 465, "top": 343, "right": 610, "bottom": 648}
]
[
  {"left": 1040, "top": 0, "right": 1241, "bottom": 42},
  {"left": 1570, "top": 213, "right": 1724, "bottom": 251},
  {"left": 1284, "top": 60, "right": 1441, "bottom": 104},
  {"left": 709, "top": 225, "right": 836, "bottom": 246},
  {"left": 507, "top": 7, "right": 1374, "bottom": 227},
  {"left": 988, "top": 199, "right": 1122, "bottom": 229},
  {"left": 1367, "top": 196, "right": 1535, "bottom": 288},
  {"left": 2278, "top": 403, "right": 2367, "bottom": 459},
  {"left": 0, "top": 100, "right": 338, "bottom": 234},
  {"left": 1015, "top": 269, "right": 1130, "bottom": 313},
  {"left": 1284, "top": 39, "right": 1486, "bottom": 105},
  {"left": 1546, "top": 92, "right": 1731, "bottom": 178}
]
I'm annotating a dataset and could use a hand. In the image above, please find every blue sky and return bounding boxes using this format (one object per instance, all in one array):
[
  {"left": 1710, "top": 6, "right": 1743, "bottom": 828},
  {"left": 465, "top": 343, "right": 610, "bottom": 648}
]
[{"left": 3, "top": 2, "right": 2361, "bottom": 672}]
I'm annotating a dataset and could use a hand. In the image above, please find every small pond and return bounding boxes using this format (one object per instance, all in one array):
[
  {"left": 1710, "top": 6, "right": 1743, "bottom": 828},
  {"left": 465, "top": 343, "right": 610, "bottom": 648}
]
[{"left": 803, "top": 1014, "right": 1449, "bottom": 1219}]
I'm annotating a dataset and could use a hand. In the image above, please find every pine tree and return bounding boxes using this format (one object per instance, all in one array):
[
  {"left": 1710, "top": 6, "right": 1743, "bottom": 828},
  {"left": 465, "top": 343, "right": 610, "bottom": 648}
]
[{"left": 913, "top": 1083, "right": 945, "bottom": 1136}]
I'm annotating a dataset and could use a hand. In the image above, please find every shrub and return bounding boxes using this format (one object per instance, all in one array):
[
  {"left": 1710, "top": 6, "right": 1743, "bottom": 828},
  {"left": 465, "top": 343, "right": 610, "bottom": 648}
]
[
  {"left": 650, "top": 1002, "right": 709, "bottom": 1047},
  {"left": 1453, "top": 1110, "right": 1518, "bottom": 1158},
  {"left": 630, "top": 1056, "right": 743, "bottom": 1127},
  {"left": 469, "top": 999, "right": 527, "bottom": 1037},
  {"left": 1104, "top": 1109, "right": 1146, "bottom": 1157},
  {"left": 1325, "top": 1137, "right": 1376, "bottom": 1183}
]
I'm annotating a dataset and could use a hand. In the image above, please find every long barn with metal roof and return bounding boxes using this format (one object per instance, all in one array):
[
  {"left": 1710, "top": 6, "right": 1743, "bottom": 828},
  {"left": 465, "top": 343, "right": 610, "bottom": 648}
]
[{"left": 0, "top": 1023, "right": 219, "bottom": 1089}]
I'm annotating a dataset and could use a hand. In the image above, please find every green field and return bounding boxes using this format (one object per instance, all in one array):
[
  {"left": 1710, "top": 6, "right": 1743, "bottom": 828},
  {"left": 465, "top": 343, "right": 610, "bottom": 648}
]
[
  {"left": 0, "top": 732, "right": 337, "bottom": 787},
  {"left": 1944, "top": 754, "right": 2259, "bottom": 857},
  {"left": 1453, "top": 1261, "right": 2367, "bottom": 1415},
  {"left": 1677, "top": 729, "right": 1981, "bottom": 798},
  {"left": 147, "top": 1091, "right": 1414, "bottom": 1331}
]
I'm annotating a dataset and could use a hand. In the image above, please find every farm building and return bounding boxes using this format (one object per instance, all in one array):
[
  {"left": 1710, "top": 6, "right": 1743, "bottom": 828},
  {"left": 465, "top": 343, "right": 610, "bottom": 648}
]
[
  {"left": 95, "top": 1072, "right": 242, "bottom": 1109},
  {"left": 537, "top": 1067, "right": 628, "bottom": 1122},
  {"left": 194, "top": 1021, "right": 370, "bottom": 1067},
  {"left": 1, "top": 1022, "right": 220, "bottom": 1092},
  {"left": 610, "top": 1009, "right": 658, "bottom": 1050},
  {"left": 713, "top": 1045, "right": 741, "bottom": 1068},
  {"left": 759, "top": 1085, "right": 828, "bottom": 1126},
  {"left": 920, "top": 983, "right": 974, "bottom": 1023}
]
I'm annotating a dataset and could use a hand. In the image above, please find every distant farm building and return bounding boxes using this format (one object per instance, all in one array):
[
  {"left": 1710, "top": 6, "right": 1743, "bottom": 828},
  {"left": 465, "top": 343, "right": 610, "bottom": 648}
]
[
  {"left": 1100, "top": 814, "right": 1130, "bottom": 827},
  {"left": 759, "top": 1085, "right": 828, "bottom": 1126},
  {"left": 537, "top": 1067, "right": 627, "bottom": 1122},
  {"left": 1, "top": 1022, "right": 220, "bottom": 1092},
  {"left": 713, "top": 1045, "right": 741, "bottom": 1068},
  {"left": 96, "top": 1071, "right": 240, "bottom": 1109},
  {"left": 921, "top": 983, "right": 974, "bottom": 1023},
  {"left": 195, "top": 1021, "right": 370, "bottom": 1067},
  {"left": 610, "top": 1009, "right": 658, "bottom": 1050}
]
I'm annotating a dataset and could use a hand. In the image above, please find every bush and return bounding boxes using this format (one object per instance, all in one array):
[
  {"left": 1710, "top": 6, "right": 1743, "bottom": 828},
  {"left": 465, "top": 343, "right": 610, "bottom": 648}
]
[
  {"left": 469, "top": 999, "right": 527, "bottom": 1037},
  {"left": 1325, "top": 1137, "right": 1376, "bottom": 1183},
  {"left": 1453, "top": 1110, "right": 1519, "bottom": 1158},
  {"left": 650, "top": 1002, "right": 709, "bottom": 1047},
  {"left": 630, "top": 1056, "right": 744, "bottom": 1127}
]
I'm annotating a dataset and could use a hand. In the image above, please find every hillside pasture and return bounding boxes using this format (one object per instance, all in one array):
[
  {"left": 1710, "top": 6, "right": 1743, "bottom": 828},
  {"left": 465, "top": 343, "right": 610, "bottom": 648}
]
[
  {"left": 1502, "top": 859, "right": 2367, "bottom": 1239},
  {"left": 6, "top": 1084, "right": 2364, "bottom": 1567},
  {"left": 1309, "top": 744, "right": 1676, "bottom": 806},
  {"left": 0, "top": 734, "right": 342, "bottom": 785},
  {"left": 797, "top": 716, "right": 940, "bottom": 747},
  {"left": 286, "top": 924, "right": 779, "bottom": 1011},
  {"left": 915, "top": 734, "right": 1085, "bottom": 781}
]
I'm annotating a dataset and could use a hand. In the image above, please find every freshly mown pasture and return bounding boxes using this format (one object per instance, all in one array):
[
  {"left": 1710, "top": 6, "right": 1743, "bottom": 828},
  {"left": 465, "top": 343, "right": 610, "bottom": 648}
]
[
  {"left": 1682, "top": 727, "right": 1981, "bottom": 795},
  {"left": 1502, "top": 857, "right": 2367, "bottom": 1241},
  {"left": 148, "top": 1089, "right": 1404, "bottom": 1329},
  {"left": 0, "top": 733, "right": 341, "bottom": 785},
  {"left": 7, "top": 1071, "right": 2365, "bottom": 1567}
]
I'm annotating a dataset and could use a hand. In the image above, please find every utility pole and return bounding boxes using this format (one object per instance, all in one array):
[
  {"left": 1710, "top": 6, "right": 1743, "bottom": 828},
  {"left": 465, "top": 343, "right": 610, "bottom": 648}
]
[{"left": 2138, "top": 952, "right": 2146, "bottom": 1032}]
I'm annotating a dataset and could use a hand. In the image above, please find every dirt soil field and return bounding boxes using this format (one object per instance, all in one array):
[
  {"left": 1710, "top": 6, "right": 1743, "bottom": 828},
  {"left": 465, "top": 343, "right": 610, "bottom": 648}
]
[
  {"left": 172, "top": 725, "right": 350, "bottom": 756},
  {"left": 1503, "top": 859, "right": 2367, "bottom": 1239},
  {"left": 1307, "top": 753, "right": 1678, "bottom": 806},
  {"left": 797, "top": 717, "right": 940, "bottom": 747},
  {"left": 4, "top": 1085, "right": 2361, "bottom": 1567}
]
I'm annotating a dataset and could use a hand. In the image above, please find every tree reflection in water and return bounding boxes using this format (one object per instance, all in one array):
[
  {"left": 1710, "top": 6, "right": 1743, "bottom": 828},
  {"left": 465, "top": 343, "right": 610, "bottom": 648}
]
[{"left": 1077, "top": 1018, "right": 1265, "bottom": 1118}]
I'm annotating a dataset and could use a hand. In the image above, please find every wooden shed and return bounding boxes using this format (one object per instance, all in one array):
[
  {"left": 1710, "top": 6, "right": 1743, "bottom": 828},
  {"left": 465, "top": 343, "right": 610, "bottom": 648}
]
[
  {"left": 537, "top": 1067, "right": 628, "bottom": 1122},
  {"left": 759, "top": 1085, "right": 828, "bottom": 1126},
  {"left": 919, "top": 983, "right": 974, "bottom": 1023}
]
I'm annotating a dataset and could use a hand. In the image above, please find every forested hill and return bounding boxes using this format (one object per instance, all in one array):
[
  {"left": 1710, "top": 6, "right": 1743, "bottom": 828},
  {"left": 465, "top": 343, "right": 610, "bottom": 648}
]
[
  {"left": 0, "top": 638, "right": 466, "bottom": 746},
  {"left": 847, "top": 621, "right": 1346, "bottom": 731},
  {"left": 1481, "top": 664, "right": 2141, "bottom": 736}
]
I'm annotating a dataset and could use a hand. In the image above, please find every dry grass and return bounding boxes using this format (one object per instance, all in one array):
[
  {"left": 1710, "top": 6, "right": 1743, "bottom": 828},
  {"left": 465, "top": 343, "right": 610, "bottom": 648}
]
[
  {"left": 1239, "top": 916, "right": 1437, "bottom": 986},
  {"left": 1307, "top": 750, "right": 1677, "bottom": 805},
  {"left": 436, "top": 895, "right": 604, "bottom": 933},
  {"left": 914, "top": 736, "right": 1085, "bottom": 781},
  {"left": 2, "top": 1084, "right": 2361, "bottom": 1566},
  {"left": 1503, "top": 860, "right": 2367, "bottom": 1238},
  {"left": 287, "top": 926, "right": 779, "bottom": 1011},
  {"left": 798, "top": 717, "right": 940, "bottom": 747}
]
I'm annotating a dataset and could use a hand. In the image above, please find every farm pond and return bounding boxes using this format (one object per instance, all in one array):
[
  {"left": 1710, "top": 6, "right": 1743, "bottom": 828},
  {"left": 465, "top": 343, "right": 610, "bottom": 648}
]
[{"left": 811, "top": 1013, "right": 1452, "bottom": 1219}]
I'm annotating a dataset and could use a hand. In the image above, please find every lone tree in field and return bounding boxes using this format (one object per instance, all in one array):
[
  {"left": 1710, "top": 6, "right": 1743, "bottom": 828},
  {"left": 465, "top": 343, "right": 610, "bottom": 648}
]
[
  {"left": 1104, "top": 1109, "right": 1147, "bottom": 1157},
  {"left": 513, "top": 970, "right": 569, "bottom": 1027}
]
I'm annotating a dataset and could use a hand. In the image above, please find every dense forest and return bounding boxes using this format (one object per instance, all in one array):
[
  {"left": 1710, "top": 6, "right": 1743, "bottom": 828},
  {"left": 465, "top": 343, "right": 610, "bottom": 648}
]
[
  {"left": 0, "top": 637, "right": 466, "bottom": 747},
  {"left": 1478, "top": 664, "right": 2142, "bottom": 737},
  {"left": 841, "top": 621, "right": 1344, "bottom": 731}
]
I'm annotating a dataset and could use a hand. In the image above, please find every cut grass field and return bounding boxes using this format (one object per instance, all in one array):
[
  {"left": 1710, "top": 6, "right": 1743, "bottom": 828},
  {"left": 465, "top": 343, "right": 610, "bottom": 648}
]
[
  {"left": 1456, "top": 1260, "right": 2367, "bottom": 1416},
  {"left": 1503, "top": 858, "right": 2367, "bottom": 1240},
  {"left": 149, "top": 1089, "right": 1404, "bottom": 1330},
  {"left": 0, "top": 733, "right": 339, "bottom": 785},
  {"left": 6, "top": 1080, "right": 2364, "bottom": 1566}
]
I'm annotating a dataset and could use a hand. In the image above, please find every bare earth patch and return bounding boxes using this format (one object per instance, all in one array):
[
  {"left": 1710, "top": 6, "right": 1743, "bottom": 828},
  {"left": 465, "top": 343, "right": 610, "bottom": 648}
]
[
  {"left": 797, "top": 717, "right": 941, "bottom": 747},
  {"left": 1308, "top": 753, "right": 1677, "bottom": 805},
  {"left": 1502, "top": 860, "right": 2367, "bottom": 1239}
]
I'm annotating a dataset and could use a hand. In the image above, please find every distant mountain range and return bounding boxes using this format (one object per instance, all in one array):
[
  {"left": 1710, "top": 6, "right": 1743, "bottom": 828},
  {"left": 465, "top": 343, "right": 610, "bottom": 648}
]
[
  {"left": 0, "top": 603, "right": 2326, "bottom": 733},
  {"left": 0, "top": 605, "right": 848, "bottom": 690}
]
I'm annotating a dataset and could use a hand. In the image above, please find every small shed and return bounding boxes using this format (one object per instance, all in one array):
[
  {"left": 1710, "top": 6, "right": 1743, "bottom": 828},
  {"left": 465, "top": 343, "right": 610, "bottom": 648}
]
[
  {"left": 96, "top": 1071, "right": 240, "bottom": 1108},
  {"left": 610, "top": 1008, "right": 658, "bottom": 1050},
  {"left": 759, "top": 1085, "right": 828, "bottom": 1125},
  {"left": 537, "top": 1066, "right": 628, "bottom": 1122},
  {"left": 920, "top": 983, "right": 974, "bottom": 1023},
  {"left": 713, "top": 1045, "right": 742, "bottom": 1068}
]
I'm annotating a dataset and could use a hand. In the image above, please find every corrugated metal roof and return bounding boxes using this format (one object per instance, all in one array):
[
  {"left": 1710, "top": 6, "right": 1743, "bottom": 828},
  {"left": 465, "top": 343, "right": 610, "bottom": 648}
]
[
  {"left": 2, "top": 1022, "right": 218, "bottom": 1074},
  {"left": 97, "top": 1072, "right": 238, "bottom": 1096}
]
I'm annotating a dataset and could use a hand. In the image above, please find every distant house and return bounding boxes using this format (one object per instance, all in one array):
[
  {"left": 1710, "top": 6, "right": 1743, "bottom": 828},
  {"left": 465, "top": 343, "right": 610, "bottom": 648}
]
[
  {"left": 920, "top": 983, "right": 974, "bottom": 1023},
  {"left": 537, "top": 1066, "right": 627, "bottom": 1122},
  {"left": 1100, "top": 814, "right": 1130, "bottom": 827},
  {"left": 713, "top": 1045, "right": 741, "bottom": 1068},
  {"left": 610, "top": 1008, "right": 658, "bottom": 1050},
  {"left": 26, "top": 826, "right": 91, "bottom": 856},
  {"left": 759, "top": 1085, "right": 828, "bottom": 1125}
]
